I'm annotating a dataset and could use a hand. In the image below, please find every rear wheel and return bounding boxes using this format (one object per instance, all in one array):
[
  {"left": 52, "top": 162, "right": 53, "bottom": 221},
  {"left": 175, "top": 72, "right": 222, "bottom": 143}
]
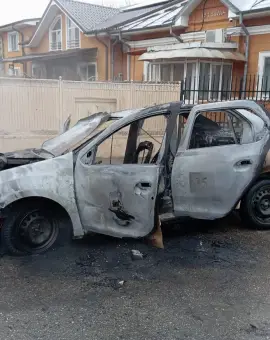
[
  {"left": 240, "top": 179, "right": 270, "bottom": 229},
  {"left": 2, "top": 201, "right": 71, "bottom": 256}
]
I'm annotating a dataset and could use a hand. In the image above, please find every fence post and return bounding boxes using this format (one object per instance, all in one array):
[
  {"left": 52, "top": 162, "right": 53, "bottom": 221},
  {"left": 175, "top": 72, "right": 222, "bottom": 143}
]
[
  {"left": 59, "top": 76, "right": 63, "bottom": 127},
  {"left": 130, "top": 80, "right": 134, "bottom": 108},
  {"left": 180, "top": 80, "right": 184, "bottom": 101}
]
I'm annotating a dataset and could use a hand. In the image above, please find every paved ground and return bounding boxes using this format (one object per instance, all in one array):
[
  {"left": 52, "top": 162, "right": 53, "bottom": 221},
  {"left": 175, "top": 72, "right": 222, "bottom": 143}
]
[{"left": 1, "top": 213, "right": 270, "bottom": 340}]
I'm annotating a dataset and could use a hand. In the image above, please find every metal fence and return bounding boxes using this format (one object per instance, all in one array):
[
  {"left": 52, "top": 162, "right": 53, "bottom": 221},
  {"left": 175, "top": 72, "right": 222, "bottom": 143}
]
[{"left": 180, "top": 75, "right": 270, "bottom": 109}]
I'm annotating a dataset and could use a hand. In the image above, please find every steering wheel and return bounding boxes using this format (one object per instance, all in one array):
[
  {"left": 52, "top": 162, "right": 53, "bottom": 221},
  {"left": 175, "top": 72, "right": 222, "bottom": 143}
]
[{"left": 133, "top": 141, "right": 154, "bottom": 164}]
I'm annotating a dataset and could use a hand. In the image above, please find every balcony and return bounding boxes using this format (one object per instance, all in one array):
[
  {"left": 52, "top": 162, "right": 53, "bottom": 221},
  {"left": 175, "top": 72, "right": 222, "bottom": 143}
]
[
  {"left": 67, "top": 40, "right": 80, "bottom": 49},
  {"left": 50, "top": 42, "right": 62, "bottom": 51}
]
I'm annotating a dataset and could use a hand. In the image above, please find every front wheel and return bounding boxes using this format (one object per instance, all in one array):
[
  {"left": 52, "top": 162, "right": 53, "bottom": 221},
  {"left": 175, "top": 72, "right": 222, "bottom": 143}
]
[
  {"left": 2, "top": 201, "right": 70, "bottom": 256},
  {"left": 240, "top": 179, "right": 270, "bottom": 230}
]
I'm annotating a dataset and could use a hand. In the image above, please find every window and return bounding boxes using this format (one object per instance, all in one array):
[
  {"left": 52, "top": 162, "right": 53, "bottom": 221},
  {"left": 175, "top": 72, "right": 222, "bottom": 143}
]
[
  {"left": 50, "top": 16, "right": 62, "bottom": 51},
  {"left": 262, "top": 57, "right": 270, "bottom": 93},
  {"left": 13, "top": 67, "right": 20, "bottom": 77},
  {"left": 94, "top": 115, "right": 167, "bottom": 165},
  {"left": 149, "top": 61, "right": 232, "bottom": 102},
  {"left": 78, "top": 63, "right": 96, "bottom": 81},
  {"left": 173, "top": 63, "right": 184, "bottom": 81},
  {"left": 258, "top": 52, "right": 270, "bottom": 96},
  {"left": 0, "top": 36, "right": 3, "bottom": 58},
  {"left": 150, "top": 62, "right": 189, "bottom": 82},
  {"left": 8, "top": 32, "right": 19, "bottom": 52},
  {"left": 67, "top": 18, "right": 80, "bottom": 49},
  {"left": 32, "top": 63, "right": 46, "bottom": 79},
  {"left": 160, "top": 64, "right": 171, "bottom": 82},
  {"left": 189, "top": 110, "right": 252, "bottom": 149},
  {"left": 198, "top": 63, "right": 210, "bottom": 100},
  {"left": 8, "top": 65, "right": 20, "bottom": 77}
]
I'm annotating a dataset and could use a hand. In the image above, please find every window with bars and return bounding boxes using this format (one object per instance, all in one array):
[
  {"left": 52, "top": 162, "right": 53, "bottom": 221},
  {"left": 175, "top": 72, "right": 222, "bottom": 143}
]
[{"left": 67, "top": 18, "right": 80, "bottom": 49}]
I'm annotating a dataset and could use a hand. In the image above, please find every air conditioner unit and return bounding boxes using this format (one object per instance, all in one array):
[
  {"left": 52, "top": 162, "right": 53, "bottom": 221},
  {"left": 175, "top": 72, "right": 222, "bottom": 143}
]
[{"left": 205, "top": 29, "right": 225, "bottom": 43}]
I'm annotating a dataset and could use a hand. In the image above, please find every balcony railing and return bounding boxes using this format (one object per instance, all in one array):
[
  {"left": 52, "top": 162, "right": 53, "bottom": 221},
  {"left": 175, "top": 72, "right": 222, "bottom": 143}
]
[
  {"left": 50, "top": 42, "right": 62, "bottom": 51},
  {"left": 67, "top": 40, "right": 80, "bottom": 49}
]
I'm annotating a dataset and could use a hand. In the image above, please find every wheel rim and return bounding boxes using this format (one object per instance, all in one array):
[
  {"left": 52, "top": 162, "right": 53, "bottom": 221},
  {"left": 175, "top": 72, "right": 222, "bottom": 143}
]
[
  {"left": 251, "top": 185, "right": 270, "bottom": 224},
  {"left": 13, "top": 210, "right": 58, "bottom": 253}
]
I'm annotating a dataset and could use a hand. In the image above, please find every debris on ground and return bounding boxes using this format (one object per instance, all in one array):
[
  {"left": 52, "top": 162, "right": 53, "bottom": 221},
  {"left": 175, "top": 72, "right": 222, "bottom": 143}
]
[
  {"left": 131, "top": 249, "right": 144, "bottom": 261},
  {"left": 147, "top": 217, "right": 164, "bottom": 249}
]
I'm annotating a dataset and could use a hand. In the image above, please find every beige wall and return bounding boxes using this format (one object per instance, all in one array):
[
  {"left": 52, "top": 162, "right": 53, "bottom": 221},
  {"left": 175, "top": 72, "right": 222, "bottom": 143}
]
[{"left": 0, "top": 78, "right": 181, "bottom": 152}]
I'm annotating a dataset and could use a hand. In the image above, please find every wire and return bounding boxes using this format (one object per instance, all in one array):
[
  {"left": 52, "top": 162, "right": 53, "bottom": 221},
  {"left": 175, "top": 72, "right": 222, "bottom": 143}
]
[
  {"left": 251, "top": 0, "right": 265, "bottom": 9},
  {"left": 140, "top": 127, "right": 162, "bottom": 145}
]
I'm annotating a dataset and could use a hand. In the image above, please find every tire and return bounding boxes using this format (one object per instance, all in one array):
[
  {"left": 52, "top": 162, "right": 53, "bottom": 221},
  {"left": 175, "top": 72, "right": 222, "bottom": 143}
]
[
  {"left": 240, "top": 179, "right": 270, "bottom": 230},
  {"left": 1, "top": 201, "right": 72, "bottom": 256}
]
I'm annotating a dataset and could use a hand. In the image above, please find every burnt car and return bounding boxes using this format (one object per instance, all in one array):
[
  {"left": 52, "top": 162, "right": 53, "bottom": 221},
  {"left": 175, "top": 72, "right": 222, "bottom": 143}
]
[{"left": 0, "top": 100, "right": 270, "bottom": 255}]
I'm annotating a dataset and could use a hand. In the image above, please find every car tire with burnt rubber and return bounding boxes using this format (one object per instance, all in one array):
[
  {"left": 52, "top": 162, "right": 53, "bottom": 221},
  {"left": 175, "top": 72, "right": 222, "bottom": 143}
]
[
  {"left": 1, "top": 200, "right": 72, "bottom": 256},
  {"left": 240, "top": 179, "right": 270, "bottom": 230}
]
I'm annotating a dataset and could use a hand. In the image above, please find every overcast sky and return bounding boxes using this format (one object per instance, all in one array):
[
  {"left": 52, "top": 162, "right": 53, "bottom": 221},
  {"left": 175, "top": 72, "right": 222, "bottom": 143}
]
[{"left": 0, "top": 0, "right": 162, "bottom": 26}]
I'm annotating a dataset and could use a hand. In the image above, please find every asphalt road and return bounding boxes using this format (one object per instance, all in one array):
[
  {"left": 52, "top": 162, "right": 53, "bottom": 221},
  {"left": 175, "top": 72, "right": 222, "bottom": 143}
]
[{"left": 1, "top": 214, "right": 270, "bottom": 340}]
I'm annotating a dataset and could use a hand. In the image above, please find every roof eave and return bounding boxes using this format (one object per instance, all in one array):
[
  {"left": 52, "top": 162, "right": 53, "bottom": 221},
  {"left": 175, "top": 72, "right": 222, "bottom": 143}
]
[
  {"left": 242, "top": 7, "right": 270, "bottom": 15},
  {"left": 0, "top": 18, "right": 40, "bottom": 32}
]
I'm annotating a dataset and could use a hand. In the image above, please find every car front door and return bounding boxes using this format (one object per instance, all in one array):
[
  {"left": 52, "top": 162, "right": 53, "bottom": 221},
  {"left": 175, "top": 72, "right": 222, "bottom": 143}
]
[
  {"left": 171, "top": 102, "right": 270, "bottom": 220},
  {"left": 74, "top": 112, "right": 169, "bottom": 238}
]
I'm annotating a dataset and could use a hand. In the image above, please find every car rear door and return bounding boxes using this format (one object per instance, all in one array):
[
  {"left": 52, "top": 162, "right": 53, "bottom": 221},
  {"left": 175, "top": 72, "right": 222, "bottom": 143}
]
[{"left": 171, "top": 101, "right": 270, "bottom": 220}]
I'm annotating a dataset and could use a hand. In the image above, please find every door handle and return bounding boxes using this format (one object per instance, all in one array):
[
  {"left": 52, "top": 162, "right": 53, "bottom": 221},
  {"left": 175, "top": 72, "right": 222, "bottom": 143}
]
[
  {"left": 137, "top": 182, "right": 151, "bottom": 189},
  {"left": 236, "top": 159, "right": 252, "bottom": 166}
]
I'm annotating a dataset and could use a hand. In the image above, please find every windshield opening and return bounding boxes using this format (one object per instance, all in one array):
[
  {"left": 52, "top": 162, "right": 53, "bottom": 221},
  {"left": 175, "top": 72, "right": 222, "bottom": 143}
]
[{"left": 66, "top": 119, "right": 117, "bottom": 153}]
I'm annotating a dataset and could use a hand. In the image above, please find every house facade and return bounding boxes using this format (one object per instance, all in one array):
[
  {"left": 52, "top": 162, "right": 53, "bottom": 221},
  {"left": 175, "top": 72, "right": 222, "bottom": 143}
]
[
  {"left": 106, "top": 0, "right": 270, "bottom": 100},
  {"left": 0, "top": 0, "right": 175, "bottom": 81},
  {"left": 0, "top": 0, "right": 270, "bottom": 95},
  {"left": 0, "top": 0, "right": 119, "bottom": 80},
  {"left": 0, "top": 18, "right": 40, "bottom": 77}
]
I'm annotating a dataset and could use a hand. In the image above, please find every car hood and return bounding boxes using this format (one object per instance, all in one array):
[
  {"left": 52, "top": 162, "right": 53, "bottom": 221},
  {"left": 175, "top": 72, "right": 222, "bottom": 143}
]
[
  {"left": 42, "top": 111, "right": 111, "bottom": 156},
  {"left": 2, "top": 148, "right": 52, "bottom": 160}
]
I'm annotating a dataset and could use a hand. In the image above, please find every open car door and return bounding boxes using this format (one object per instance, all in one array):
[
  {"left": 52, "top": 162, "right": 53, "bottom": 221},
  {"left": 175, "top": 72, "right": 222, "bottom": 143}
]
[
  {"left": 74, "top": 111, "right": 171, "bottom": 238},
  {"left": 171, "top": 101, "right": 270, "bottom": 220}
]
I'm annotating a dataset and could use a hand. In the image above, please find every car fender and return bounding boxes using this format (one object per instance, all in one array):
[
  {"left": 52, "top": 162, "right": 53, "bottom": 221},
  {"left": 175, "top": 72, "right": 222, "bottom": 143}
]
[{"left": 0, "top": 153, "right": 84, "bottom": 237}]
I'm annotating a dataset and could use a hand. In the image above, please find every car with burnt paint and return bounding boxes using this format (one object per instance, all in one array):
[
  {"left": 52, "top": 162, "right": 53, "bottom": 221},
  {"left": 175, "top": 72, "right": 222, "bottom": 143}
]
[{"left": 0, "top": 100, "right": 270, "bottom": 255}]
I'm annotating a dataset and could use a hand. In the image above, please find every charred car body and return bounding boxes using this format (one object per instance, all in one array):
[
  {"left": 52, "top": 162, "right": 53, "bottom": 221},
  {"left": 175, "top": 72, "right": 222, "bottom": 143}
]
[{"left": 1, "top": 100, "right": 270, "bottom": 255}]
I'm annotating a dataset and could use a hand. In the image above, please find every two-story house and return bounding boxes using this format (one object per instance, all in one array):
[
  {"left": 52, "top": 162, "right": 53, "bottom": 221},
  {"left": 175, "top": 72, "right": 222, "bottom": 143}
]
[
  {"left": 1, "top": 0, "right": 270, "bottom": 94},
  {"left": 0, "top": 0, "right": 119, "bottom": 80},
  {"left": 103, "top": 0, "right": 270, "bottom": 101},
  {"left": 0, "top": 0, "right": 184, "bottom": 81},
  {"left": 0, "top": 18, "right": 40, "bottom": 77}
]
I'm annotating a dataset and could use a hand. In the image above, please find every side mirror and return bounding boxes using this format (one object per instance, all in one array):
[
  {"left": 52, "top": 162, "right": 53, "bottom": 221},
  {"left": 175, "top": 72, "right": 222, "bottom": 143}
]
[{"left": 84, "top": 146, "right": 98, "bottom": 165}]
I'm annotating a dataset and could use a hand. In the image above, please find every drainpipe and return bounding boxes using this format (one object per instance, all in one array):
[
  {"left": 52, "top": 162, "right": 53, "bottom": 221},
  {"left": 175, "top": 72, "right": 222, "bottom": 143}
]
[
  {"left": 170, "top": 25, "right": 183, "bottom": 43},
  {"left": 95, "top": 32, "right": 109, "bottom": 81},
  {"left": 239, "top": 12, "right": 250, "bottom": 96},
  {"left": 109, "top": 34, "right": 118, "bottom": 81},
  {"left": 118, "top": 32, "right": 131, "bottom": 81},
  {"left": 12, "top": 25, "right": 26, "bottom": 76}
]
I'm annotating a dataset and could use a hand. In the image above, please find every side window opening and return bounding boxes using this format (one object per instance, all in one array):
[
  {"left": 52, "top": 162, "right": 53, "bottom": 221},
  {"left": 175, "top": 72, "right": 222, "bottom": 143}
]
[
  {"left": 94, "top": 114, "right": 168, "bottom": 165},
  {"left": 189, "top": 110, "right": 253, "bottom": 149}
]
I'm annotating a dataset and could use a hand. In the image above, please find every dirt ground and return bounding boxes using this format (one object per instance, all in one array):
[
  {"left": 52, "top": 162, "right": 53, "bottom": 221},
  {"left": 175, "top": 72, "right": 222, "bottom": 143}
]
[{"left": 1, "top": 213, "right": 270, "bottom": 340}]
